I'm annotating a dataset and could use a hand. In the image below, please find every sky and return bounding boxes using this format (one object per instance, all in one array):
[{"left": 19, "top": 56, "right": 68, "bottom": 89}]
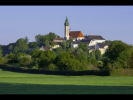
[{"left": 0, "top": 6, "right": 133, "bottom": 45}]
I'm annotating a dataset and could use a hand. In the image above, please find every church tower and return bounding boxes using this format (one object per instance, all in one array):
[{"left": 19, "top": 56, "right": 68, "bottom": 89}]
[{"left": 64, "top": 16, "right": 69, "bottom": 40}]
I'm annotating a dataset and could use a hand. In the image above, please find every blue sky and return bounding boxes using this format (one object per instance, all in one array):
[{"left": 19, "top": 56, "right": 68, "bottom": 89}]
[{"left": 0, "top": 6, "right": 133, "bottom": 45}]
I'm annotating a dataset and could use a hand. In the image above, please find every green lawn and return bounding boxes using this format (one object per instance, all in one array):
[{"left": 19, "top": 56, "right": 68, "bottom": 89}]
[{"left": 0, "top": 68, "right": 133, "bottom": 94}]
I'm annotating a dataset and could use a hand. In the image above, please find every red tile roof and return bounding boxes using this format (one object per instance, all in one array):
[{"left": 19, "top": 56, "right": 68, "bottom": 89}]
[{"left": 69, "top": 31, "right": 84, "bottom": 38}]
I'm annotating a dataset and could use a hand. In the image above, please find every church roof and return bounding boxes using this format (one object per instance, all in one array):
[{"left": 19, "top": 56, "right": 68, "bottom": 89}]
[
  {"left": 69, "top": 31, "right": 84, "bottom": 38},
  {"left": 97, "top": 43, "right": 111, "bottom": 48}
]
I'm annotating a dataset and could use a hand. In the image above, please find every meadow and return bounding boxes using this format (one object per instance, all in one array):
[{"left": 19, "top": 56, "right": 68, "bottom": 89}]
[{"left": 0, "top": 68, "right": 133, "bottom": 94}]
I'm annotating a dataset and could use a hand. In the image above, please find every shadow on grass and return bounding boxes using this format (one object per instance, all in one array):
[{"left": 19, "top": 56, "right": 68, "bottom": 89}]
[
  {"left": 0, "top": 82, "right": 133, "bottom": 94},
  {"left": 0, "top": 64, "right": 109, "bottom": 76}
]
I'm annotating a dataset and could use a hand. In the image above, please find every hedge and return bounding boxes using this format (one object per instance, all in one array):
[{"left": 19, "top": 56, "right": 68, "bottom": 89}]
[{"left": 0, "top": 64, "right": 109, "bottom": 76}]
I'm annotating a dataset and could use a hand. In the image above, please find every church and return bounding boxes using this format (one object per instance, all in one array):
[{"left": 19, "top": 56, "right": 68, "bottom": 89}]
[
  {"left": 64, "top": 16, "right": 111, "bottom": 54},
  {"left": 64, "top": 16, "right": 85, "bottom": 41}
]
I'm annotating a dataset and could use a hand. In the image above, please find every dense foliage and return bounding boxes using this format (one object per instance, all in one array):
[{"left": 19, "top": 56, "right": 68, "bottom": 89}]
[
  {"left": 102, "top": 40, "right": 133, "bottom": 69},
  {"left": 1, "top": 32, "right": 133, "bottom": 72}
]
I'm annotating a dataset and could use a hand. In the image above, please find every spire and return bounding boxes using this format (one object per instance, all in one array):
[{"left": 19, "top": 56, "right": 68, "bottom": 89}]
[{"left": 64, "top": 15, "right": 69, "bottom": 26}]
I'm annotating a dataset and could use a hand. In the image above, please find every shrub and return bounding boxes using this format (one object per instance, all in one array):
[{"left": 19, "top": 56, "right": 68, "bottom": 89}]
[
  {"left": 29, "top": 59, "right": 39, "bottom": 69},
  {"left": 107, "top": 63, "right": 112, "bottom": 70},
  {"left": 47, "top": 63, "right": 58, "bottom": 71},
  {"left": 88, "top": 58, "right": 97, "bottom": 67},
  {"left": 87, "top": 64, "right": 100, "bottom": 70},
  {"left": 0, "top": 58, "right": 9, "bottom": 64},
  {"left": 17, "top": 55, "right": 31, "bottom": 62},
  {"left": 97, "top": 61, "right": 103, "bottom": 67},
  {"left": 19, "top": 57, "right": 32, "bottom": 67},
  {"left": 66, "top": 59, "right": 81, "bottom": 71}
]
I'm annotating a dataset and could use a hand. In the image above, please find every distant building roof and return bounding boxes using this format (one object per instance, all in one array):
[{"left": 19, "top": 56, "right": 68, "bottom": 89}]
[
  {"left": 43, "top": 47, "right": 51, "bottom": 50},
  {"left": 69, "top": 31, "right": 84, "bottom": 38},
  {"left": 49, "top": 41, "right": 61, "bottom": 45},
  {"left": 97, "top": 43, "right": 111, "bottom": 48},
  {"left": 53, "top": 37, "right": 65, "bottom": 41},
  {"left": 80, "top": 39, "right": 91, "bottom": 43},
  {"left": 84, "top": 35, "right": 105, "bottom": 40}
]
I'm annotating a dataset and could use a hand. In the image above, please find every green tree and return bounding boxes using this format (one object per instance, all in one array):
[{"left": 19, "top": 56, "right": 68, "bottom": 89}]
[
  {"left": 130, "top": 52, "right": 133, "bottom": 68},
  {"left": 28, "top": 42, "right": 38, "bottom": 48},
  {"left": 34, "top": 46, "right": 39, "bottom": 50},
  {"left": 35, "top": 34, "right": 42, "bottom": 44},
  {"left": 67, "top": 38, "right": 73, "bottom": 44},
  {"left": 76, "top": 48, "right": 88, "bottom": 58},
  {"left": 105, "top": 40, "right": 131, "bottom": 61},
  {"left": 38, "top": 50, "right": 56, "bottom": 68},
  {"left": 55, "top": 52, "right": 75, "bottom": 70},
  {"left": 48, "top": 32, "right": 56, "bottom": 41},
  {"left": 30, "top": 49, "right": 40, "bottom": 59},
  {"left": 51, "top": 42, "right": 56, "bottom": 48},
  {"left": 23, "top": 36, "right": 29, "bottom": 44},
  {"left": 8, "top": 45, "right": 13, "bottom": 50},
  {"left": 116, "top": 48, "right": 133, "bottom": 69},
  {"left": 61, "top": 40, "right": 66, "bottom": 50},
  {"left": 95, "top": 49, "right": 102, "bottom": 61},
  {"left": 66, "top": 59, "right": 82, "bottom": 71},
  {"left": 16, "top": 38, "right": 23, "bottom": 46},
  {"left": 19, "top": 57, "right": 32, "bottom": 67},
  {"left": 89, "top": 50, "right": 95, "bottom": 59},
  {"left": 13, "top": 46, "right": 19, "bottom": 54},
  {"left": 88, "top": 58, "right": 97, "bottom": 67},
  {"left": 78, "top": 42, "right": 88, "bottom": 52},
  {"left": 45, "top": 40, "right": 49, "bottom": 47},
  {"left": 55, "top": 46, "right": 66, "bottom": 55},
  {"left": 0, "top": 46, "right": 3, "bottom": 60},
  {"left": 77, "top": 55, "right": 88, "bottom": 62}
]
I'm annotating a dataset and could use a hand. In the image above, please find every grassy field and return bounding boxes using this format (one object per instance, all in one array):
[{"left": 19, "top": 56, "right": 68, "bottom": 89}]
[{"left": 0, "top": 68, "right": 133, "bottom": 94}]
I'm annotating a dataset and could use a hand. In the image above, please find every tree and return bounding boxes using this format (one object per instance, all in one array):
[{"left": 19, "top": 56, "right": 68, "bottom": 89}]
[
  {"left": 15, "top": 37, "right": 29, "bottom": 52},
  {"left": 30, "top": 49, "right": 40, "bottom": 59},
  {"left": 76, "top": 48, "right": 88, "bottom": 58},
  {"left": 55, "top": 52, "right": 75, "bottom": 70},
  {"left": 35, "top": 34, "right": 42, "bottom": 44},
  {"left": 116, "top": 49, "right": 133, "bottom": 69},
  {"left": 38, "top": 50, "right": 56, "bottom": 68},
  {"left": 67, "top": 38, "right": 73, "bottom": 44},
  {"left": 23, "top": 36, "right": 29, "bottom": 44},
  {"left": 51, "top": 42, "right": 56, "bottom": 48},
  {"left": 34, "top": 46, "right": 39, "bottom": 50},
  {"left": 28, "top": 42, "right": 38, "bottom": 48},
  {"left": 89, "top": 50, "right": 95, "bottom": 59},
  {"left": 55, "top": 46, "right": 65, "bottom": 55},
  {"left": 16, "top": 38, "right": 23, "bottom": 46},
  {"left": 88, "top": 58, "right": 97, "bottom": 67},
  {"left": 78, "top": 42, "right": 88, "bottom": 52},
  {"left": 77, "top": 55, "right": 88, "bottom": 62},
  {"left": 13, "top": 46, "right": 19, "bottom": 54},
  {"left": 130, "top": 52, "right": 133, "bottom": 68},
  {"left": 45, "top": 40, "right": 49, "bottom": 47},
  {"left": 65, "top": 58, "right": 82, "bottom": 71},
  {"left": 0, "top": 46, "right": 3, "bottom": 60},
  {"left": 61, "top": 40, "right": 66, "bottom": 50},
  {"left": 48, "top": 32, "right": 56, "bottom": 41},
  {"left": 19, "top": 57, "right": 32, "bottom": 67},
  {"left": 8, "top": 45, "right": 13, "bottom": 50},
  {"left": 105, "top": 40, "right": 131, "bottom": 61},
  {"left": 95, "top": 49, "right": 102, "bottom": 61}
]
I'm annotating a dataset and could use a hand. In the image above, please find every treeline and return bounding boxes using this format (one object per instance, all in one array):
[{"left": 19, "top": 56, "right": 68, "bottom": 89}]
[
  {"left": 3, "top": 49, "right": 101, "bottom": 71},
  {"left": 0, "top": 32, "right": 58, "bottom": 56},
  {"left": 1, "top": 32, "right": 133, "bottom": 72}
]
